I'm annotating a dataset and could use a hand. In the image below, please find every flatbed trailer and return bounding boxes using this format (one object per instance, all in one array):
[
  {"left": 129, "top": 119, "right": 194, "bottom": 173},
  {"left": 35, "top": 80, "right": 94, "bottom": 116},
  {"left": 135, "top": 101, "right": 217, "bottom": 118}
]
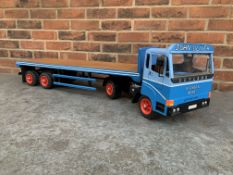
[
  {"left": 16, "top": 59, "right": 141, "bottom": 91},
  {"left": 16, "top": 43, "right": 215, "bottom": 119}
]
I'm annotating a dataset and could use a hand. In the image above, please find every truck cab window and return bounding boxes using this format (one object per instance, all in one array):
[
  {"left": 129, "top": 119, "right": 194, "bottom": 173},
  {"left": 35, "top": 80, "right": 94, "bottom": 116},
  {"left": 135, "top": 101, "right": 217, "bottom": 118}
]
[
  {"left": 151, "top": 55, "right": 165, "bottom": 75},
  {"left": 146, "top": 54, "right": 150, "bottom": 68}
]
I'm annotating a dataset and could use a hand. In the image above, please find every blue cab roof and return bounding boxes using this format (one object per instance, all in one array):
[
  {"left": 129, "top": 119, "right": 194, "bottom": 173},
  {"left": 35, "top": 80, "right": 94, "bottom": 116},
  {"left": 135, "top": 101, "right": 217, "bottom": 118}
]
[{"left": 142, "top": 43, "right": 214, "bottom": 54}]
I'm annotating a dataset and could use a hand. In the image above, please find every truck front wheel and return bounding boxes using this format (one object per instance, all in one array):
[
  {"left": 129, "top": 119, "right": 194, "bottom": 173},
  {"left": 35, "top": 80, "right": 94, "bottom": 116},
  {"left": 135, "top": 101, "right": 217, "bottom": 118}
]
[
  {"left": 25, "top": 70, "right": 39, "bottom": 86},
  {"left": 39, "top": 73, "right": 53, "bottom": 89},
  {"left": 139, "top": 96, "right": 154, "bottom": 119},
  {"left": 105, "top": 80, "right": 121, "bottom": 99}
]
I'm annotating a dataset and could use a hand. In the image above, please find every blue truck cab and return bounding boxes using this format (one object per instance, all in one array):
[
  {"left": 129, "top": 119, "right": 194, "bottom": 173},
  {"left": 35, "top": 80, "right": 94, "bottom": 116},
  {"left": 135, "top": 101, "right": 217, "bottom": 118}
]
[
  {"left": 16, "top": 43, "right": 214, "bottom": 119},
  {"left": 135, "top": 43, "right": 214, "bottom": 118}
]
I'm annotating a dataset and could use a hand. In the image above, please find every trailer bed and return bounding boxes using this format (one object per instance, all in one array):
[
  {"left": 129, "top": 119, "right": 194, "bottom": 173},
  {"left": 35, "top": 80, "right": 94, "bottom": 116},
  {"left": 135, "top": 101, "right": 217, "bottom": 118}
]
[
  {"left": 16, "top": 58, "right": 140, "bottom": 82},
  {"left": 20, "top": 58, "right": 137, "bottom": 72}
]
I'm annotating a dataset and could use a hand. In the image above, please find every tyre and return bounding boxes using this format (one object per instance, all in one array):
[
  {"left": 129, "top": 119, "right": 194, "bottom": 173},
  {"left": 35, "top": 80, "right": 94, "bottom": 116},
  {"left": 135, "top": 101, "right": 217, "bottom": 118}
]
[
  {"left": 105, "top": 80, "right": 121, "bottom": 99},
  {"left": 24, "top": 70, "right": 39, "bottom": 86},
  {"left": 39, "top": 72, "right": 53, "bottom": 89},
  {"left": 139, "top": 96, "right": 155, "bottom": 119}
]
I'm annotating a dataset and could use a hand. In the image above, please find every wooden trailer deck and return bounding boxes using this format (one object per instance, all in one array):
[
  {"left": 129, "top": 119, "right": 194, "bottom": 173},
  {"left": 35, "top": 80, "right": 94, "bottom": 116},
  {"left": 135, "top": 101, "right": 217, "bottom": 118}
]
[{"left": 21, "top": 58, "right": 138, "bottom": 72}]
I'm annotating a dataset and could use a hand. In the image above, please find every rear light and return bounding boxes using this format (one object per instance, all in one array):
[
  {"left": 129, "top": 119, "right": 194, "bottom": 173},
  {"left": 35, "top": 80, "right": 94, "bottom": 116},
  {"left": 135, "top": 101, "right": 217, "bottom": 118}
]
[
  {"left": 208, "top": 92, "right": 211, "bottom": 98},
  {"left": 166, "top": 100, "right": 174, "bottom": 107}
]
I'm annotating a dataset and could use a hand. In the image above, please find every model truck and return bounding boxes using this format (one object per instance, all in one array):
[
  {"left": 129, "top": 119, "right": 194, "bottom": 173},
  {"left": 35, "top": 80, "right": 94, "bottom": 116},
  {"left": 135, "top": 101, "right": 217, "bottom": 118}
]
[{"left": 16, "top": 43, "right": 214, "bottom": 119}]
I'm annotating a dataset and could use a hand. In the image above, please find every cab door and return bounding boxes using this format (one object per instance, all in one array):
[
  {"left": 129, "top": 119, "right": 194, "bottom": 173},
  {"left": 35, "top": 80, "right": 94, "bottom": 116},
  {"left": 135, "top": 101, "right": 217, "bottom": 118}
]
[
  {"left": 148, "top": 54, "right": 166, "bottom": 87},
  {"left": 142, "top": 53, "right": 151, "bottom": 80}
]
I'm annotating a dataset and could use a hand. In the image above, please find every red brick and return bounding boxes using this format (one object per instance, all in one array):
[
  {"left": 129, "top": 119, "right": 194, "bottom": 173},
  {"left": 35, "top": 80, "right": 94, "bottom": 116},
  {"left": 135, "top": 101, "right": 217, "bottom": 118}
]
[
  {"left": 152, "top": 7, "right": 187, "bottom": 18},
  {"left": 60, "top": 52, "right": 87, "bottom": 60},
  {"left": 223, "top": 59, "right": 233, "bottom": 69},
  {"left": 10, "top": 50, "right": 32, "bottom": 58},
  {"left": 12, "top": 68, "right": 20, "bottom": 73},
  {"left": 215, "top": 46, "right": 233, "bottom": 57},
  {"left": 215, "top": 71, "right": 233, "bottom": 81},
  {"left": 212, "top": 0, "right": 233, "bottom": 4},
  {"left": 71, "top": 20, "right": 99, "bottom": 30},
  {"left": 5, "top": 10, "right": 28, "bottom": 18},
  {"left": 31, "top": 9, "right": 56, "bottom": 19},
  {"left": 0, "top": 50, "right": 8, "bottom": 57},
  {"left": 187, "top": 33, "right": 225, "bottom": 44},
  {"left": 172, "top": 0, "right": 209, "bottom": 5},
  {"left": 71, "top": 0, "right": 99, "bottom": 7},
  {"left": 44, "top": 20, "right": 69, "bottom": 30},
  {"left": 118, "top": 8, "right": 150, "bottom": 18},
  {"left": 227, "top": 34, "right": 233, "bottom": 45},
  {"left": 0, "top": 67, "right": 12, "bottom": 73},
  {"left": 41, "top": 0, "right": 68, "bottom": 7},
  {"left": 87, "top": 9, "right": 116, "bottom": 19},
  {"left": 89, "top": 54, "right": 116, "bottom": 62},
  {"left": 88, "top": 32, "right": 116, "bottom": 42},
  {"left": 59, "top": 31, "right": 85, "bottom": 41},
  {"left": 133, "top": 43, "right": 166, "bottom": 53},
  {"left": 169, "top": 20, "right": 205, "bottom": 31},
  {"left": 102, "top": 44, "right": 131, "bottom": 53},
  {"left": 0, "top": 20, "right": 16, "bottom": 29},
  {"left": 102, "top": 0, "right": 133, "bottom": 6},
  {"left": 219, "top": 83, "right": 233, "bottom": 92},
  {"left": 58, "top": 9, "right": 85, "bottom": 19},
  {"left": 209, "top": 20, "right": 233, "bottom": 31},
  {"left": 136, "top": 0, "right": 169, "bottom": 5},
  {"left": 73, "top": 42, "right": 100, "bottom": 52},
  {"left": 34, "top": 51, "right": 58, "bottom": 58},
  {"left": 16, "top": 0, "right": 40, "bottom": 8},
  {"left": 0, "top": 31, "right": 6, "bottom": 38},
  {"left": 212, "top": 82, "right": 218, "bottom": 90},
  {"left": 118, "top": 32, "right": 149, "bottom": 42},
  {"left": 118, "top": 54, "right": 137, "bottom": 64},
  {"left": 7, "top": 30, "right": 31, "bottom": 39},
  {"left": 32, "top": 31, "right": 57, "bottom": 40},
  {"left": 214, "top": 58, "right": 222, "bottom": 69},
  {"left": 134, "top": 20, "right": 166, "bottom": 30},
  {"left": 0, "top": 10, "right": 3, "bottom": 18},
  {"left": 0, "top": 59, "right": 16, "bottom": 67},
  {"left": 151, "top": 32, "right": 185, "bottom": 43},
  {"left": 21, "top": 41, "right": 44, "bottom": 50},
  {"left": 102, "top": 20, "right": 131, "bottom": 30},
  {"left": 46, "top": 42, "right": 71, "bottom": 51},
  {"left": 0, "top": 0, "right": 17, "bottom": 8},
  {"left": 190, "top": 7, "right": 229, "bottom": 18},
  {"left": 0, "top": 40, "right": 19, "bottom": 48},
  {"left": 17, "top": 20, "right": 41, "bottom": 29}
]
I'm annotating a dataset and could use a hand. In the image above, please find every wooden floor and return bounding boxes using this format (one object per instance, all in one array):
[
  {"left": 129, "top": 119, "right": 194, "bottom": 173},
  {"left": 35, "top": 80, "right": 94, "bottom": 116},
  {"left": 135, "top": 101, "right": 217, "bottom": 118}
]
[{"left": 24, "top": 58, "right": 138, "bottom": 72}]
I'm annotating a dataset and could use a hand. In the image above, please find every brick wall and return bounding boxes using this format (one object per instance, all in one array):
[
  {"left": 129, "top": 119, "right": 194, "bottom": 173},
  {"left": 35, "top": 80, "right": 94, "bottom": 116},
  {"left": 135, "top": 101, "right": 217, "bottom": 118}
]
[{"left": 0, "top": 0, "right": 232, "bottom": 91}]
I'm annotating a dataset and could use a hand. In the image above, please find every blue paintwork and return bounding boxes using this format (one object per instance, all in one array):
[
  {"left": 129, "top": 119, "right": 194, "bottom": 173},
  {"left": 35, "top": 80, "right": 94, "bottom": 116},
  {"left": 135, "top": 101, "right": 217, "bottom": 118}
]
[
  {"left": 16, "top": 61, "right": 141, "bottom": 83},
  {"left": 140, "top": 43, "right": 214, "bottom": 116},
  {"left": 53, "top": 82, "right": 96, "bottom": 91},
  {"left": 16, "top": 43, "right": 215, "bottom": 117},
  {"left": 53, "top": 74, "right": 96, "bottom": 82},
  {"left": 138, "top": 47, "right": 158, "bottom": 79}
]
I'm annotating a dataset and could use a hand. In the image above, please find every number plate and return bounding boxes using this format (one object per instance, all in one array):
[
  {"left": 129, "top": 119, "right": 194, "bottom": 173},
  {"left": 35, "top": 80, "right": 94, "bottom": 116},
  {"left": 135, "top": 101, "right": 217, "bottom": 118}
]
[{"left": 188, "top": 104, "right": 197, "bottom": 110}]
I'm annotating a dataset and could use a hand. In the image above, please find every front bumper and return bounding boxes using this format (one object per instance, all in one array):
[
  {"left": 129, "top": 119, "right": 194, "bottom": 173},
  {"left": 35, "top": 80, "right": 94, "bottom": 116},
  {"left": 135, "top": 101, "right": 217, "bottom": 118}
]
[{"left": 167, "top": 98, "right": 210, "bottom": 116}]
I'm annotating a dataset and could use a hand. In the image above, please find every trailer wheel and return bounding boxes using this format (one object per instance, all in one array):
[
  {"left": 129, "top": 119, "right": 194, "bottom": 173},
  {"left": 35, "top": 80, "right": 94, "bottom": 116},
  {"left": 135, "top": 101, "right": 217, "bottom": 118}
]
[
  {"left": 25, "top": 70, "right": 39, "bottom": 86},
  {"left": 105, "top": 80, "right": 121, "bottom": 99},
  {"left": 39, "top": 73, "right": 53, "bottom": 89},
  {"left": 139, "top": 96, "right": 154, "bottom": 119}
]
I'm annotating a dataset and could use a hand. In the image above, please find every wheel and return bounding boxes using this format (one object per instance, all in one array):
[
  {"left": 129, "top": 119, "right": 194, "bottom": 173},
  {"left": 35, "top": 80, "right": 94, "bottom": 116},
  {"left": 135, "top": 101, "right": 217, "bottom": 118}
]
[
  {"left": 39, "top": 73, "right": 53, "bottom": 89},
  {"left": 139, "top": 96, "right": 154, "bottom": 119},
  {"left": 105, "top": 80, "right": 121, "bottom": 99},
  {"left": 24, "top": 70, "right": 39, "bottom": 86}
]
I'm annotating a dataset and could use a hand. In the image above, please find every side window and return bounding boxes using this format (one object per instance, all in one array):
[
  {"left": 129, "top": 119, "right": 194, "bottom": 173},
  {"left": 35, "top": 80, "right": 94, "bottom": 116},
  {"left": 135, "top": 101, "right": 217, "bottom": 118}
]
[
  {"left": 151, "top": 55, "right": 166, "bottom": 75},
  {"left": 146, "top": 54, "right": 150, "bottom": 68}
]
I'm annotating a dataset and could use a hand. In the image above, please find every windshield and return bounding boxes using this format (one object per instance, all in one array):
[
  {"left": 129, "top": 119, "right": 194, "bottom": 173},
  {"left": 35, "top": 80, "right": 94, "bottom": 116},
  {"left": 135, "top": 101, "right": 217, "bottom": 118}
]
[{"left": 173, "top": 54, "right": 211, "bottom": 77}]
